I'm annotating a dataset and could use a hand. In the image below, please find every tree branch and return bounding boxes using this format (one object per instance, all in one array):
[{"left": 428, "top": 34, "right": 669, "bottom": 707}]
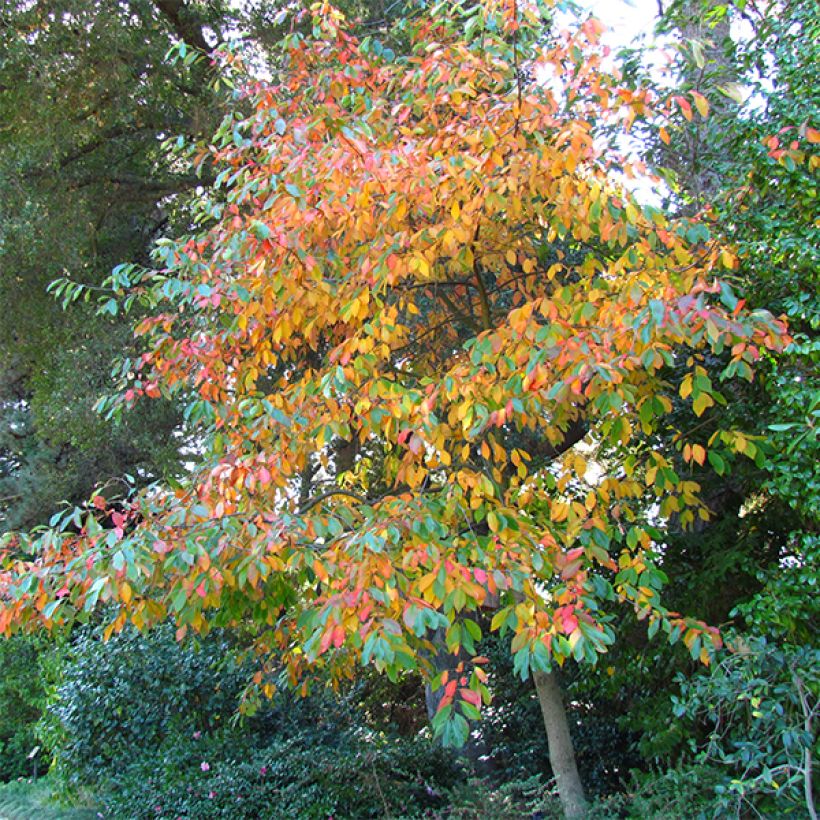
[
  {"left": 151, "top": 0, "right": 216, "bottom": 53},
  {"left": 297, "top": 488, "right": 369, "bottom": 514}
]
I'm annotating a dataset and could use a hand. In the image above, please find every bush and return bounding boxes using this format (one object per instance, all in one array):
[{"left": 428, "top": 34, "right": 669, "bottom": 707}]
[
  {"left": 43, "top": 624, "right": 465, "bottom": 818},
  {"left": 40, "top": 623, "right": 253, "bottom": 792},
  {"left": 442, "top": 774, "right": 562, "bottom": 819},
  {"left": 587, "top": 764, "right": 728, "bottom": 819},
  {"left": 671, "top": 635, "right": 818, "bottom": 817},
  {"left": 0, "top": 635, "right": 52, "bottom": 781},
  {"left": 95, "top": 722, "right": 462, "bottom": 820}
]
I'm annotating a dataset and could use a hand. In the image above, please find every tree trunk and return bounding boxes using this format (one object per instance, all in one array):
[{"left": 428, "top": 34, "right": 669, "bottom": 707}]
[
  {"left": 532, "top": 669, "right": 588, "bottom": 819},
  {"left": 424, "top": 630, "right": 493, "bottom": 771},
  {"left": 660, "top": 0, "right": 737, "bottom": 210}
]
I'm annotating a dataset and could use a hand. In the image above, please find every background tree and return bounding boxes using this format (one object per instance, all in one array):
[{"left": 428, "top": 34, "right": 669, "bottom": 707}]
[{"left": 588, "top": 1, "right": 818, "bottom": 813}]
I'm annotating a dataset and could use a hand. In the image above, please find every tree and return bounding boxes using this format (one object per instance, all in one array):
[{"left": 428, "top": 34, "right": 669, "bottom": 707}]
[
  {"left": 589, "top": 2, "right": 818, "bottom": 813},
  {"left": 1, "top": 0, "right": 788, "bottom": 813},
  {"left": 0, "top": 0, "right": 227, "bottom": 531}
]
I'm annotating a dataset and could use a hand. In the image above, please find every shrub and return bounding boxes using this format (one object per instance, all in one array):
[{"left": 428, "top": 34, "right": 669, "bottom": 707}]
[
  {"left": 39, "top": 623, "right": 253, "bottom": 792},
  {"left": 671, "top": 635, "right": 818, "bottom": 817},
  {"left": 0, "top": 635, "right": 51, "bottom": 781},
  {"left": 586, "top": 764, "right": 728, "bottom": 819},
  {"left": 43, "top": 623, "right": 462, "bottom": 818},
  {"left": 96, "top": 723, "right": 459, "bottom": 820}
]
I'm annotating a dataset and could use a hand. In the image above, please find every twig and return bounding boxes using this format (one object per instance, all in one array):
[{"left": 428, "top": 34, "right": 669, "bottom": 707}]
[
  {"left": 793, "top": 671, "right": 818, "bottom": 820},
  {"left": 512, "top": 0, "right": 522, "bottom": 137},
  {"left": 370, "top": 755, "right": 392, "bottom": 818}
]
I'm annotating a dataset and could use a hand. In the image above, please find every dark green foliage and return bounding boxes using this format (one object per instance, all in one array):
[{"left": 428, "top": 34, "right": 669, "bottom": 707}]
[
  {"left": 669, "top": 636, "right": 818, "bottom": 816},
  {"left": 43, "top": 625, "right": 463, "bottom": 819},
  {"left": 96, "top": 724, "right": 458, "bottom": 820},
  {"left": 442, "top": 774, "right": 562, "bottom": 819},
  {"left": 39, "top": 624, "right": 256, "bottom": 786},
  {"left": 0, "top": 635, "right": 51, "bottom": 781},
  {"left": 587, "top": 764, "right": 729, "bottom": 820}
]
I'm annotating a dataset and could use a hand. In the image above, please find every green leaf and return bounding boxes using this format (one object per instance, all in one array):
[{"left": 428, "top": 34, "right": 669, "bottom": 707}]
[{"left": 708, "top": 451, "right": 726, "bottom": 474}]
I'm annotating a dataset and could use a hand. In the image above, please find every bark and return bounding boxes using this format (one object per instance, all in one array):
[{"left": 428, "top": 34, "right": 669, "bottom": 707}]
[
  {"left": 424, "top": 631, "right": 492, "bottom": 771},
  {"left": 532, "top": 669, "right": 588, "bottom": 820},
  {"left": 151, "top": 0, "right": 214, "bottom": 53},
  {"left": 661, "top": 0, "right": 737, "bottom": 209}
]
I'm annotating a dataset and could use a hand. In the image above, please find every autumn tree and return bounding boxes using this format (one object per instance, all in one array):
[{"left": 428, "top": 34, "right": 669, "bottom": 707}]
[{"left": 1, "top": 0, "right": 788, "bottom": 814}]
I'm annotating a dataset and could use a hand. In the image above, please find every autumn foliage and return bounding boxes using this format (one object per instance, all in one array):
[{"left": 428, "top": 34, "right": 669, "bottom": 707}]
[{"left": 0, "top": 0, "right": 787, "bottom": 744}]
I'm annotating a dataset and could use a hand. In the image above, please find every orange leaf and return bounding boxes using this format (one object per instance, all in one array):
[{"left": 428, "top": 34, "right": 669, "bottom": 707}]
[{"left": 674, "top": 96, "right": 693, "bottom": 122}]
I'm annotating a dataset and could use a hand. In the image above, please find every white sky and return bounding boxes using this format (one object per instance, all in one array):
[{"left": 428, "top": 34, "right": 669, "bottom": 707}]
[{"left": 585, "top": 0, "right": 660, "bottom": 45}]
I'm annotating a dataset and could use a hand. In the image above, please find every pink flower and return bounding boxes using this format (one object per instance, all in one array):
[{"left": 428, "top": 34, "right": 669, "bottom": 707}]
[
  {"left": 208, "top": 791, "right": 216, "bottom": 799},
  {"left": 193, "top": 731, "right": 201, "bottom": 740},
  {"left": 200, "top": 762, "right": 210, "bottom": 772},
  {"left": 260, "top": 766, "right": 268, "bottom": 776}
]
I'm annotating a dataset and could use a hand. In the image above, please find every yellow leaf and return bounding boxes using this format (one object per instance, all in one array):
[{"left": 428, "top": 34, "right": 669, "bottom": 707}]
[
  {"left": 720, "top": 250, "right": 736, "bottom": 269},
  {"left": 693, "top": 392, "right": 714, "bottom": 417},
  {"left": 120, "top": 582, "right": 132, "bottom": 605},
  {"left": 490, "top": 609, "right": 507, "bottom": 631},
  {"left": 505, "top": 249, "right": 517, "bottom": 266},
  {"left": 487, "top": 510, "right": 500, "bottom": 533},
  {"left": 573, "top": 454, "right": 587, "bottom": 477},
  {"left": 451, "top": 200, "right": 461, "bottom": 220},
  {"left": 551, "top": 501, "right": 569, "bottom": 522},
  {"left": 691, "top": 91, "right": 709, "bottom": 118}
]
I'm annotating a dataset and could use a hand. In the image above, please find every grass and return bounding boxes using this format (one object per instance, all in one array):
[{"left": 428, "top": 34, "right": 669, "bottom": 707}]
[{"left": 0, "top": 778, "right": 98, "bottom": 820}]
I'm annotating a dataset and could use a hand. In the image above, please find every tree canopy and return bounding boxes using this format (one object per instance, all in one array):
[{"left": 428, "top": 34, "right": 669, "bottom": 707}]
[{"left": 0, "top": 1, "right": 793, "bottom": 755}]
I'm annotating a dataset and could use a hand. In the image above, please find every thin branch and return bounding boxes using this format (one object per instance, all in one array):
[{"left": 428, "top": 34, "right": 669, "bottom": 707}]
[
  {"left": 297, "top": 488, "right": 369, "bottom": 514},
  {"left": 793, "top": 671, "right": 818, "bottom": 820},
  {"left": 512, "top": 0, "right": 522, "bottom": 137}
]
